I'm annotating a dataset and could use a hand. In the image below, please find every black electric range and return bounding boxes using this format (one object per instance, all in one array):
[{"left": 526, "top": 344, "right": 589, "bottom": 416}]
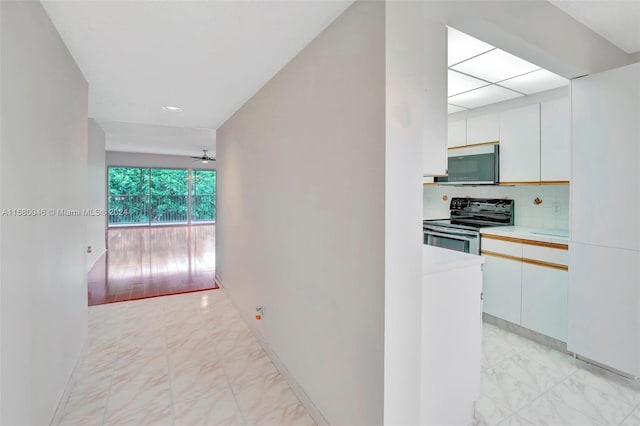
[{"left": 423, "top": 198, "right": 514, "bottom": 254}]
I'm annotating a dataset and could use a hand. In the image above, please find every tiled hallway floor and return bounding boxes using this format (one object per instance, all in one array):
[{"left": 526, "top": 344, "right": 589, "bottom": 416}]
[
  {"left": 60, "top": 289, "right": 640, "bottom": 425},
  {"left": 478, "top": 322, "right": 640, "bottom": 425},
  {"left": 58, "top": 290, "right": 314, "bottom": 425}
]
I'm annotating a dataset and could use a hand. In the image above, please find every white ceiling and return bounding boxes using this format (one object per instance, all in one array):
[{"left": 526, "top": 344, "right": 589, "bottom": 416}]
[
  {"left": 447, "top": 27, "right": 568, "bottom": 113},
  {"left": 548, "top": 0, "right": 640, "bottom": 54},
  {"left": 41, "top": 1, "right": 637, "bottom": 144},
  {"left": 42, "top": 0, "right": 352, "bottom": 155},
  {"left": 99, "top": 120, "right": 216, "bottom": 157}
]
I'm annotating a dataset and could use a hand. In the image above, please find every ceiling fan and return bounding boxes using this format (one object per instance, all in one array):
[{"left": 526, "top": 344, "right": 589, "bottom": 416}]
[{"left": 191, "top": 149, "right": 216, "bottom": 164}]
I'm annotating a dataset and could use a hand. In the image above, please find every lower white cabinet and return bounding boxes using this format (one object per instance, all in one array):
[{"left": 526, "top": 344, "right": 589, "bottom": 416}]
[
  {"left": 482, "top": 234, "right": 569, "bottom": 342},
  {"left": 483, "top": 255, "right": 522, "bottom": 325},
  {"left": 521, "top": 263, "right": 568, "bottom": 342}
]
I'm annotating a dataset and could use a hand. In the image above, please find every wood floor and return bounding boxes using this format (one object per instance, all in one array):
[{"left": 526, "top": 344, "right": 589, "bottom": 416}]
[{"left": 88, "top": 225, "right": 217, "bottom": 305}]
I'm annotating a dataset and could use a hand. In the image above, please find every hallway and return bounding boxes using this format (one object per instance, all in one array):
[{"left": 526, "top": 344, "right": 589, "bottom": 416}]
[
  {"left": 88, "top": 226, "right": 217, "bottom": 305},
  {"left": 58, "top": 290, "right": 314, "bottom": 425}
]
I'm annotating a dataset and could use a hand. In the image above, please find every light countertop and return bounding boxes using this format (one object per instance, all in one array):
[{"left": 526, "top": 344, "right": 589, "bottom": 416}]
[
  {"left": 480, "top": 226, "right": 569, "bottom": 245},
  {"left": 423, "top": 245, "right": 484, "bottom": 275}
]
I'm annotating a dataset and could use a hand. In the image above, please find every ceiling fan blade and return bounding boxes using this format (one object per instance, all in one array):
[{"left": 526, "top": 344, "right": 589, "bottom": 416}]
[{"left": 190, "top": 156, "right": 203, "bottom": 159}]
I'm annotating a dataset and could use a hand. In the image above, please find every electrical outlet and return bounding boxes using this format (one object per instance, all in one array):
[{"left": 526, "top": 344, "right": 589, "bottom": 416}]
[{"left": 552, "top": 202, "right": 561, "bottom": 215}]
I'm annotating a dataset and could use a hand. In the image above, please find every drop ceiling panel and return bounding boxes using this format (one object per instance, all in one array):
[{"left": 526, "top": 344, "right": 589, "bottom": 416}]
[
  {"left": 499, "top": 69, "right": 568, "bottom": 95},
  {"left": 448, "top": 70, "right": 489, "bottom": 97},
  {"left": 451, "top": 49, "right": 540, "bottom": 83},
  {"left": 448, "top": 85, "right": 523, "bottom": 109},
  {"left": 448, "top": 27, "right": 495, "bottom": 66}
]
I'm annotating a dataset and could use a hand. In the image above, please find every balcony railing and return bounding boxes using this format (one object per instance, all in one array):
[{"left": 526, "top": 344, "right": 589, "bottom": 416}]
[{"left": 108, "top": 194, "right": 215, "bottom": 226}]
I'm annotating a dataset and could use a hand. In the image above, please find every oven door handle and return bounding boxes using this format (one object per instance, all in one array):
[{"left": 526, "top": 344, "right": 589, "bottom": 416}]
[{"left": 424, "top": 230, "right": 477, "bottom": 241}]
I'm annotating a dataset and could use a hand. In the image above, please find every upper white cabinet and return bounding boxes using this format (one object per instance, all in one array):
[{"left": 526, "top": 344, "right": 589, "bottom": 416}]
[
  {"left": 541, "top": 97, "right": 570, "bottom": 181},
  {"left": 499, "top": 104, "right": 541, "bottom": 183},
  {"left": 572, "top": 63, "right": 639, "bottom": 251},
  {"left": 466, "top": 113, "right": 499, "bottom": 145},
  {"left": 447, "top": 120, "right": 466, "bottom": 148}
]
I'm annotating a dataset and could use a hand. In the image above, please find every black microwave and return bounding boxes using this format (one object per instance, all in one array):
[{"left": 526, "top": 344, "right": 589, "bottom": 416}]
[{"left": 435, "top": 144, "right": 499, "bottom": 185}]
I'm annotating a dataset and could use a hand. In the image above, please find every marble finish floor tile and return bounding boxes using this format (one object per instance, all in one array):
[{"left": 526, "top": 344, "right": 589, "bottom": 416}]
[
  {"left": 57, "top": 290, "right": 314, "bottom": 426},
  {"left": 475, "top": 395, "right": 512, "bottom": 426},
  {"left": 479, "top": 322, "right": 640, "bottom": 426},
  {"left": 60, "top": 290, "right": 640, "bottom": 426},
  {"left": 621, "top": 405, "right": 640, "bottom": 426},
  {"left": 548, "top": 377, "right": 635, "bottom": 425},
  {"left": 514, "top": 393, "right": 604, "bottom": 426}
]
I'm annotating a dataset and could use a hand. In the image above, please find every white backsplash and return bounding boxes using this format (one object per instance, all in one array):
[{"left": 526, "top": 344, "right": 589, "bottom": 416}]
[{"left": 423, "top": 184, "right": 569, "bottom": 230}]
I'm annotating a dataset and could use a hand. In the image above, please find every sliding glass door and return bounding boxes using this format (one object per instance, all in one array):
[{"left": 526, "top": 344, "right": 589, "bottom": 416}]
[
  {"left": 108, "top": 167, "right": 150, "bottom": 225},
  {"left": 108, "top": 167, "right": 216, "bottom": 227},
  {"left": 191, "top": 170, "right": 216, "bottom": 223},
  {"left": 150, "top": 168, "right": 189, "bottom": 225}
]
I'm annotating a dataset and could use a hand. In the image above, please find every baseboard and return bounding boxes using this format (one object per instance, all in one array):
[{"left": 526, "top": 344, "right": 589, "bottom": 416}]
[
  {"left": 220, "top": 281, "right": 328, "bottom": 426},
  {"left": 214, "top": 274, "right": 224, "bottom": 289},
  {"left": 573, "top": 353, "right": 640, "bottom": 381},
  {"left": 483, "top": 313, "right": 567, "bottom": 353},
  {"left": 49, "top": 337, "right": 88, "bottom": 425},
  {"left": 252, "top": 331, "right": 329, "bottom": 426},
  {"left": 87, "top": 249, "right": 107, "bottom": 272}
]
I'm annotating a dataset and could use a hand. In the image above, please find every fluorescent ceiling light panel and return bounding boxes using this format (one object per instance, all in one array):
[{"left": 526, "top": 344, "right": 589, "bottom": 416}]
[
  {"left": 451, "top": 49, "right": 540, "bottom": 83},
  {"left": 448, "top": 85, "right": 523, "bottom": 109},
  {"left": 448, "top": 27, "right": 495, "bottom": 66},
  {"left": 448, "top": 104, "right": 467, "bottom": 114},
  {"left": 448, "top": 70, "right": 489, "bottom": 97},
  {"left": 498, "top": 69, "right": 569, "bottom": 94}
]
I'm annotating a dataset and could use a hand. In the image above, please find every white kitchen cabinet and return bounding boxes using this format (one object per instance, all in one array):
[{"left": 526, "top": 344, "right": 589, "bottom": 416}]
[
  {"left": 499, "top": 104, "right": 541, "bottom": 183},
  {"left": 521, "top": 263, "right": 568, "bottom": 342},
  {"left": 482, "top": 232, "right": 569, "bottom": 342},
  {"left": 482, "top": 255, "right": 522, "bottom": 325},
  {"left": 572, "top": 64, "right": 639, "bottom": 252},
  {"left": 541, "top": 97, "right": 570, "bottom": 181},
  {"left": 569, "top": 62, "right": 640, "bottom": 378},
  {"left": 466, "top": 113, "right": 499, "bottom": 145},
  {"left": 447, "top": 119, "right": 466, "bottom": 148},
  {"left": 569, "top": 243, "right": 640, "bottom": 377}
]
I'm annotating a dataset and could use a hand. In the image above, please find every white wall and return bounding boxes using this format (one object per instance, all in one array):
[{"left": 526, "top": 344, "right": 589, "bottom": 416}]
[
  {"left": 424, "top": 184, "right": 570, "bottom": 230},
  {"left": 216, "top": 2, "right": 385, "bottom": 424},
  {"left": 384, "top": 2, "right": 447, "bottom": 424},
  {"left": 87, "top": 119, "right": 106, "bottom": 269},
  {"left": 106, "top": 150, "right": 216, "bottom": 170},
  {"left": 0, "top": 2, "right": 89, "bottom": 424}
]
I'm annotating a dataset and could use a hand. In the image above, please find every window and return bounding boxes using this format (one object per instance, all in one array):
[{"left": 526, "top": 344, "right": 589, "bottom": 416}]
[{"left": 108, "top": 167, "right": 216, "bottom": 226}]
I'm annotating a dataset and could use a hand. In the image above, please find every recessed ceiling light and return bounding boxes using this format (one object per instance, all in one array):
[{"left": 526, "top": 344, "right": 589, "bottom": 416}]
[{"left": 162, "top": 106, "right": 183, "bottom": 112}]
